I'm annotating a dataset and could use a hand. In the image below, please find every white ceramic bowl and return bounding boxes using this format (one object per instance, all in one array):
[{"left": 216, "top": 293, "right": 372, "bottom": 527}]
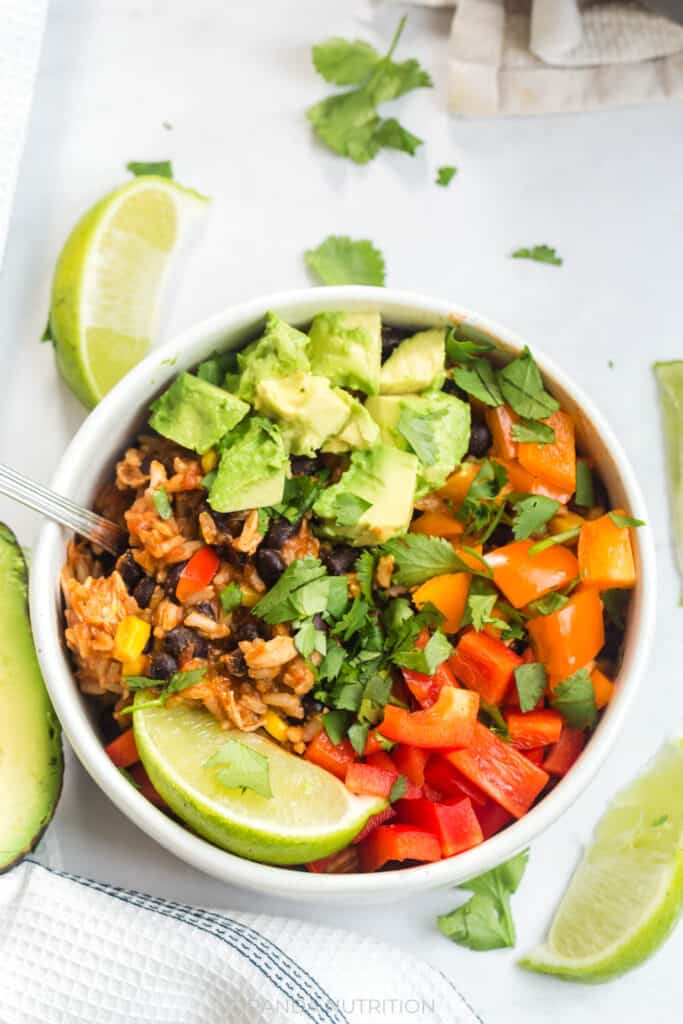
[{"left": 31, "top": 287, "right": 656, "bottom": 904}]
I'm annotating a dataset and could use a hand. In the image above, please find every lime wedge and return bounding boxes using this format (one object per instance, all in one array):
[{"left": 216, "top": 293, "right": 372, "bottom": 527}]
[
  {"left": 654, "top": 361, "right": 683, "bottom": 600},
  {"left": 132, "top": 694, "right": 385, "bottom": 865},
  {"left": 48, "top": 176, "right": 208, "bottom": 407},
  {"left": 520, "top": 740, "right": 683, "bottom": 983}
]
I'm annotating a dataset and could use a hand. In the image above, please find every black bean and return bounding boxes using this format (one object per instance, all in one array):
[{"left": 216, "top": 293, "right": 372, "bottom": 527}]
[
  {"left": 290, "top": 454, "right": 320, "bottom": 476},
  {"left": 381, "top": 324, "right": 410, "bottom": 362},
  {"left": 486, "top": 523, "right": 514, "bottom": 549},
  {"left": 133, "top": 576, "right": 155, "bottom": 609},
  {"left": 117, "top": 550, "right": 144, "bottom": 590},
  {"left": 140, "top": 454, "right": 153, "bottom": 474},
  {"left": 254, "top": 548, "right": 286, "bottom": 588},
  {"left": 223, "top": 650, "right": 248, "bottom": 677},
  {"left": 443, "top": 377, "right": 469, "bottom": 402},
  {"left": 232, "top": 613, "right": 269, "bottom": 642},
  {"left": 210, "top": 510, "right": 247, "bottom": 536},
  {"left": 217, "top": 544, "right": 248, "bottom": 569},
  {"left": 98, "top": 707, "right": 120, "bottom": 745},
  {"left": 312, "top": 612, "right": 329, "bottom": 633},
  {"left": 193, "top": 601, "right": 216, "bottom": 620},
  {"left": 302, "top": 694, "right": 324, "bottom": 715},
  {"left": 163, "top": 626, "right": 208, "bottom": 660},
  {"left": 264, "top": 517, "right": 299, "bottom": 550},
  {"left": 164, "top": 560, "right": 188, "bottom": 598},
  {"left": 324, "top": 544, "right": 358, "bottom": 576},
  {"left": 150, "top": 653, "right": 178, "bottom": 680},
  {"left": 467, "top": 421, "right": 492, "bottom": 458}
]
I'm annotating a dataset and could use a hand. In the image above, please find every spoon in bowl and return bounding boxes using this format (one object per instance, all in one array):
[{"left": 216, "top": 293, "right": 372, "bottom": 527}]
[{"left": 0, "top": 462, "right": 126, "bottom": 556}]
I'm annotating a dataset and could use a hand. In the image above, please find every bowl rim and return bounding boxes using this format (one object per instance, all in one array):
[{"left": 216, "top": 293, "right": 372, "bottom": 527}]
[{"left": 30, "top": 285, "right": 656, "bottom": 900}]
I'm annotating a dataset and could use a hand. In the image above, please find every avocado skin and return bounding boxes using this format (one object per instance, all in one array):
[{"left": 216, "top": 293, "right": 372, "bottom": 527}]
[{"left": 0, "top": 524, "right": 63, "bottom": 873}]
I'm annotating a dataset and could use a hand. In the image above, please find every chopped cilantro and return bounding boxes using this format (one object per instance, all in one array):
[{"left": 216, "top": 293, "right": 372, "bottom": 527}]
[
  {"left": 445, "top": 325, "right": 496, "bottom": 364},
  {"left": 205, "top": 738, "right": 272, "bottom": 799},
  {"left": 497, "top": 348, "right": 560, "bottom": 421},
  {"left": 381, "top": 534, "right": 488, "bottom": 587},
  {"left": 436, "top": 165, "right": 457, "bottom": 187},
  {"left": 550, "top": 668, "right": 597, "bottom": 729},
  {"left": 452, "top": 359, "right": 504, "bottom": 407},
  {"left": 510, "top": 494, "right": 559, "bottom": 541},
  {"left": 479, "top": 701, "right": 510, "bottom": 741},
  {"left": 438, "top": 850, "right": 529, "bottom": 950},
  {"left": 252, "top": 557, "right": 328, "bottom": 623},
  {"left": 390, "top": 775, "right": 408, "bottom": 802},
  {"left": 322, "top": 709, "right": 351, "bottom": 745},
  {"left": 348, "top": 721, "right": 369, "bottom": 755},
  {"left": 219, "top": 582, "right": 243, "bottom": 613},
  {"left": 152, "top": 488, "right": 173, "bottom": 520},
  {"left": 608, "top": 512, "right": 645, "bottom": 528},
  {"left": 119, "top": 667, "right": 207, "bottom": 715},
  {"left": 511, "top": 245, "right": 562, "bottom": 266},
  {"left": 514, "top": 662, "right": 547, "bottom": 712},
  {"left": 397, "top": 404, "right": 445, "bottom": 464},
  {"left": 294, "top": 620, "right": 328, "bottom": 659},
  {"left": 528, "top": 527, "right": 580, "bottom": 556},
  {"left": 574, "top": 459, "right": 595, "bottom": 507},
  {"left": 126, "top": 160, "right": 173, "bottom": 178},
  {"left": 332, "top": 493, "right": 372, "bottom": 527},
  {"left": 510, "top": 419, "right": 556, "bottom": 445},
  {"left": 333, "top": 597, "right": 370, "bottom": 641},
  {"left": 257, "top": 509, "right": 270, "bottom": 535},
  {"left": 312, "top": 35, "right": 382, "bottom": 85},
  {"left": 393, "top": 628, "right": 452, "bottom": 675},
  {"left": 270, "top": 471, "right": 330, "bottom": 523},
  {"left": 525, "top": 592, "right": 568, "bottom": 617},
  {"left": 305, "top": 235, "right": 386, "bottom": 286},
  {"left": 355, "top": 550, "right": 377, "bottom": 604}
]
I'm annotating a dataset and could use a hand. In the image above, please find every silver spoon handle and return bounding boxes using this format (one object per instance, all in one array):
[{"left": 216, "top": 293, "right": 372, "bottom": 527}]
[{"left": 0, "top": 462, "right": 126, "bottom": 556}]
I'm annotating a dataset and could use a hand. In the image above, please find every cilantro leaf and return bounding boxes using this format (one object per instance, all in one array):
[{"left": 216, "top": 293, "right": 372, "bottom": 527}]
[
  {"left": 393, "top": 629, "right": 452, "bottom": 675},
  {"left": 252, "top": 557, "right": 328, "bottom": 623},
  {"left": 436, "top": 165, "right": 457, "bottom": 187},
  {"left": 514, "top": 662, "right": 547, "bottom": 712},
  {"left": 270, "top": 471, "right": 330, "bottom": 523},
  {"left": 127, "top": 160, "right": 173, "bottom": 178},
  {"left": 348, "top": 721, "right": 369, "bottom": 755},
  {"left": 219, "top": 582, "right": 243, "bottom": 613},
  {"left": 462, "top": 579, "right": 503, "bottom": 632},
  {"left": 390, "top": 775, "right": 408, "bottom": 802},
  {"left": 525, "top": 592, "right": 569, "bottom": 617},
  {"left": 574, "top": 459, "right": 595, "bottom": 507},
  {"left": 152, "top": 488, "right": 173, "bottom": 520},
  {"left": 381, "top": 534, "right": 488, "bottom": 587},
  {"left": 205, "top": 739, "right": 272, "bottom": 799},
  {"left": 294, "top": 620, "right": 327, "bottom": 659},
  {"left": 550, "top": 668, "right": 597, "bottom": 728},
  {"left": 305, "top": 235, "right": 386, "bottom": 286},
  {"left": 452, "top": 359, "right": 504, "bottom": 407},
  {"left": 333, "top": 597, "right": 370, "bottom": 641},
  {"left": 479, "top": 701, "right": 510, "bottom": 741},
  {"left": 373, "top": 118, "right": 422, "bottom": 155},
  {"left": 122, "top": 675, "right": 154, "bottom": 690},
  {"left": 332, "top": 493, "right": 372, "bottom": 527},
  {"left": 397, "top": 404, "right": 445, "bottom": 464},
  {"left": 445, "top": 325, "right": 496, "bottom": 364},
  {"left": 497, "top": 348, "right": 560, "bottom": 421},
  {"left": 166, "top": 667, "right": 207, "bottom": 696},
  {"left": 322, "top": 708, "right": 350, "bottom": 745},
  {"left": 511, "top": 245, "right": 562, "bottom": 266},
  {"left": 609, "top": 512, "right": 645, "bottom": 528},
  {"left": 318, "top": 638, "right": 346, "bottom": 682},
  {"left": 312, "top": 37, "right": 381, "bottom": 85},
  {"left": 528, "top": 527, "right": 580, "bottom": 555},
  {"left": 510, "top": 494, "right": 559, "bottom": 540},
  {"left": 467, "top": 459, "right": 509, "bottom": 501},
  {"left": 355, "top": 550, "right": 377, "bottom": 604},
  {"left": 510, "top": 418, "right": 556, "bottom": 445},
  {"left": 438, "top": 850, "right": 529, "bottom": 951}
]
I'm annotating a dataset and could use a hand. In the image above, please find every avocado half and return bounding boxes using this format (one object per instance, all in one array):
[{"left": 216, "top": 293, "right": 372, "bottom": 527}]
[{"left": 0, "top": 524, "right": 63, "bottom": 871}]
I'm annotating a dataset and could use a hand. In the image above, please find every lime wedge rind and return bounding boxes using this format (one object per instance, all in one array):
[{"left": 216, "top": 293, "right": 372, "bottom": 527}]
[{"left": 654, "top": 361, "right": 683, "bottom": 602}]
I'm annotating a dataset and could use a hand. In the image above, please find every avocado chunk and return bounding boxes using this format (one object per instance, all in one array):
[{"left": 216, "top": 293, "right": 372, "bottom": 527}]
[
  {"left": 255, "top": 372, "right": 351, "bottom": 456},
  {"left": 209, "top": 416, "right": 288, "bottom": 512},
  {"left": 313, "top": 445, "right": 418, "bottom": 546},
  {"left": 322, "top": 391, "right": 380, "bottom": 453},
  {"left": 379, "top": 327, "right": 446, "bottom": 395},
  {"left": 366, "top": 391, "right": 470, "bottom": 497},
  {"left": 150, "top": 372, "right": 249, "bottom": 455},
  {"left": 235, "top": 312, "right": 310, "bottom": 403},
  {"left": 0, "top": 524, "right": 62, "bottom": 871},
  {"left": 308, "top": 312, "right": 382, "bottom": 395}
]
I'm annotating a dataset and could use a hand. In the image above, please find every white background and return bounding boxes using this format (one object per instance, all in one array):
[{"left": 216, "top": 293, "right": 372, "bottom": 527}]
[{"left": 1, "top": 2, "right": 682, "bottom": 1021}]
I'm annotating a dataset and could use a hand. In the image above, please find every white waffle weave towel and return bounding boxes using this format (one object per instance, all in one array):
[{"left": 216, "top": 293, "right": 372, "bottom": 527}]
[{"left": 0, "top": 860, "right": 480, "bottom": 1024}]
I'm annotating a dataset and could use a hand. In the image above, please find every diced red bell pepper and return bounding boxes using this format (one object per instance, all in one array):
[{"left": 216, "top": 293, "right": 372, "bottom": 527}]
[
  {"left": 543, "top": 726, "right": 586, "bottom": 776},
  {"left": 522, "top": 747, "right": 546, "bottom": 766},
  {"left": 366, "top": 751, "right": 396, "bottom": 774},
  {"left": 358, "top": 825, "right": 441, "bottom": 872},
  {"left": 447, "top": 722, "right": 550, "bottom": 819},
  {"left": 402, "top": 660, "right": 458, "bottom": 709},
  {"left": 449, "top": 630, "right": 523, "bottom": 705},
  {"left": 306, "top": 847, "right": 360, "bottom": 873},
  {"left": 396, "top": 796, "right": 484, "bottom": 857},
  {"left": 364, "top": 730, "right": 392, "bottom": 756},
  {"left": 128, "top": 763, "right": 167, "bottom": 808},
  {"left": 424, "top": 755, "right": 488, "bottom": 806},
  {"left": 175, "top": 545, "right": 220, "bottom": 603},
  {"left": 506, "top": 709, "right": 563, "bottom": 750},
  {"left": 391, "top": 745, "right": 430, "bottom": 788},
  {"left": 475, "top": 799, "right": 514, "bottom": 839},
  {"left": 345, "top": 762, "right": 420, "bottom": 801},
  {"left": 304, "top": 730, "right": 356, "bottom": 780},
  {"left": 380, "top": 685, "right": 479, "bottom": 748},
  {"left": 106, "top": 728, "right": 139, "bottom": 768},
  {"left": 351, "top": 806, "right": 397, "bottom": 845}
]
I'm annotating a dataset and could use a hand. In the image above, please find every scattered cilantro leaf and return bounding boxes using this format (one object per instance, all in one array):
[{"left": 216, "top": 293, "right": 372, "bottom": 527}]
[
  {"left": 152, "top": 488, "right": 173, "bottom": 520},
  {"left": 312, "top": 36, "right": 381, "bottom": 85},
  {"left": 525, "top": 592, "right": 568, "bottom": 617},
  {"left": 305, "top": 235, "right": 386, "bottom": 286},
  {"left": 270, "top": 471, "right": 330, "bottom": 523},
  {"left": 528, "top": 527, "right": 580, "bottom": 556},
  {"left": 294, "top": 620, "right": 328, "bottom": 659},
  {"left": 445, "top": 325, "right": 496, "bottom": 364},
  {"left": 347, "top": 722, "right": 369, "bottom": 756},
  {"left": 602, "top": 588, "right": 629, "bottom": 630},
  {"left": 393, "top": 628, "right": 452, "bottom": 675},
  {"left": 514, "top": 662, "right": 547, "bottom": 712},
  {"left": 510, "top": 494, "right": 559, "bottom": 540},
  {"left": 497, "top": 348, "right": 559, "bottom": 421},
  {"left": 322, "top": 708, "right": 351, "bottom": 745},
  {"left": 355, "top": 550, "right": 377, "bottom": 604},
  {"left": 333, "top": 493, "right": 372, "bottom": 527},
  {"left": 252, "top": 558, "right": 327, "bottom": 623},
  {"left": 609, "top": 512, "right": 645, "bottom": 528},
  {"left": 511, "top": 245, "right": 562, "bottom": 266},
  {"left": 318, "top": 638, "right": 346, "bottom": 683},
  {"left": 397, "top": 404, "right": 445, "bottom": 464},
  {"left": 219, "top": 582, "right": 243, "bottom": 613},
  {"left": 438, "top": 850, "right": 529, "bottom": 951},
  {"left": 206, "top": 738, "right": 272, "bottom": 799},
  {"left": 551, "top": 668, "right": 597, "bottom": 729},
  {"left": 461, "top": 579, "right": 501, "bottom": 632},
  {"left": 574, "top": 460, "right": 595, "bottom": 507},
  {"left": 122, "top": 675, "right": 154, "bottom": 691},
  {"left": 333, "top": 596, "right": 370, "bottom": 641},
  {"left": 467, "top": 459, "right": 509, "bottom": 501},
  {"left": 166, "top": 668, "right": 207, "bottom": 696},
  {"left": 127, "top": 160, "right": 173, "bottom": 178},
  {"left": 382, "top": 534, "right": 489, "bottom": 587},
  {"left": 510, "top": 418, "right": 556, "bottom": 445},
  {"left": 373, "top": 117, "right": 422, "bottom": 155},
  {"left": 390, "top": 775, "right": 408, "bottom": 802},
  {"left": 479, "top": 701, "right": 510, "bottom": 741},
  {"left": 256, "top": 509, "right": 270, "bottom": 535},
  {"left": 652, "top": 815, "right": 669, "bottom": 827},
  {"left": 452, "top": 359, "right": 503, "bottom": 407},
  {"left": 436, "top": 165, "right": 457, "bottom": 187}
]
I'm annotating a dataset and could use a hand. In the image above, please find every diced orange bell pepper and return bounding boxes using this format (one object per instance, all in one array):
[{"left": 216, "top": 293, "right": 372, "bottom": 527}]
[
  {"left": 449, "top": 629, "right": 523, "bottom": 705},
  {"left": 543, "top": 726, "right": 585, "bottom": 776},
  {"left": 106, "top": 728, "right": 139, "bottom": 768},
  {"left": 438, "top": 460, "right": 481, "bottom": 509},
  {"left": 413, "top": 573, "right": 470, "bottom": 633},
  {"left": 176, "top": 545, "right": 220, "bottom": 602},
  {"left": 486, "top": 405, "right": 518, "bottom": 460},
  {"left": 578, "top": 511, "right": 637, "bottom": 590},
  {"left": 518, "top": 410, "right": 576, "bottom": 496},
  {"left": 591, "top": 667, "right": 615, "bottom": 709},
  {"left": 358, "top": 824, "right": 441, "bottom": 872},
  {"left": 485, "top": 539, "right": 579, "bottom": 609},
  {"left": 380, "top": 685, "right": 479, "bottom": 748},
  {"left": 410, "top": 510, "right": 464, "bottom": 539},
  {"left": 493, "top": 458, "right": 572, "bottom": 504},
  {"left": 304, "top": 730, "right": 356, "bottom": 780},
  {"left": 528, "top": 587, "right": 605, "bottom": 680},
  {"left": 447, "top": 722, "right": 550, "bottom": 819},
  {"left": 505, "top": 709, "right": 563, "bottom": 750}
]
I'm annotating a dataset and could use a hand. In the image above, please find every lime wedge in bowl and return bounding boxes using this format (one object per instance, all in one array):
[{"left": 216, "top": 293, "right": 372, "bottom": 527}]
[
  {"left": 48, "top": 176, "right": 208, "bottom": 407},
  {"left": 520, "top": 740, "right": 683, "bottom": 983},
  {"left": 132, "top": 694, "right": 385, "bottom": 865}
]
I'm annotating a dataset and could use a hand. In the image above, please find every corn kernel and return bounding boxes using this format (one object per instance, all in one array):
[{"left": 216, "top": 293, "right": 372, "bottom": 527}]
[
  {"left": 201, "top": 448, "right": 218, "bottom": 473},
  {"left": 113, "top": 615, "right": 151, "bottom": 662},
  {"left": 240, "top": 586, "right": 260, "bottom": 608},
  {"left": 264, "top": 710, "right": 288, "bottom": 743},
  {"left": 121, "top": 656, "right": 146, "bottom": 678}
]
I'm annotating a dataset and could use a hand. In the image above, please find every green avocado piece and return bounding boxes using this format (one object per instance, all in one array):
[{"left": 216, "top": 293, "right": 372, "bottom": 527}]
[
  {"left": 366, "top": 391, "right": 470, "bottom": 497},
  {"left": 150, "top": 372, "right": 249, "bottom": 455},
  {"left": 379, "top": 327, "right": 446, "bottom": 395},
  {"left": 308, "top": 312, "right": 381, "bottom": 395},
  {"left": 322, "top": 391, "right": 380, "bottom": 453},
  {"left": 313, "top": 445, "right": 418, "bottom": 546},
  {"left": 236, "top": 312, "right": 310, "bottom": 403},
  {"left": 0, "top": 524, "right": 63, "bottom": 871},
  {"left": 209, "top": 416, "right": 288, "bottom": 512},
  {"left": 255, "top": 372, "right": 351, "bottom": 456}
]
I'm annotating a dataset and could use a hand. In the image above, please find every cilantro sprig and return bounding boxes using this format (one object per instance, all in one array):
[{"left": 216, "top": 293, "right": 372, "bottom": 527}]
[
  {"left": 438, "top": 850, "right": 529, "bottom": 950},
  {"left": 305, "top": 235, "right": 386, "bottom": 286},
  {"left": 205, "top": 738, "right": 272, "bottom": 799},
  {"left": 511, "top": 245, "right": 562, "bottom": 266},
  {"left": 120, "top": 668, "right": 207, "bottom": 714}
]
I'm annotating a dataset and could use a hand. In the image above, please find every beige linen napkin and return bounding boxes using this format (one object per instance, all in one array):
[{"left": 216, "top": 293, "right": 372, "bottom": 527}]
[{"left": 409, "top": 0, "right": 683, "bottom": 114}]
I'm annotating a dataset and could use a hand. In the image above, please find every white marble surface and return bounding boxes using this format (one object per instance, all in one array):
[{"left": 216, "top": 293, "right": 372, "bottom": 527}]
[{"left": 1, "top": 1, "right": 682, "bottom": 1020}]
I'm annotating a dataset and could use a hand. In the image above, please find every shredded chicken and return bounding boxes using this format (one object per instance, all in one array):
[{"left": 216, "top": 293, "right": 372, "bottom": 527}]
[{"left": 232, "top": 509, "right": 263, "bottom": 555}]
